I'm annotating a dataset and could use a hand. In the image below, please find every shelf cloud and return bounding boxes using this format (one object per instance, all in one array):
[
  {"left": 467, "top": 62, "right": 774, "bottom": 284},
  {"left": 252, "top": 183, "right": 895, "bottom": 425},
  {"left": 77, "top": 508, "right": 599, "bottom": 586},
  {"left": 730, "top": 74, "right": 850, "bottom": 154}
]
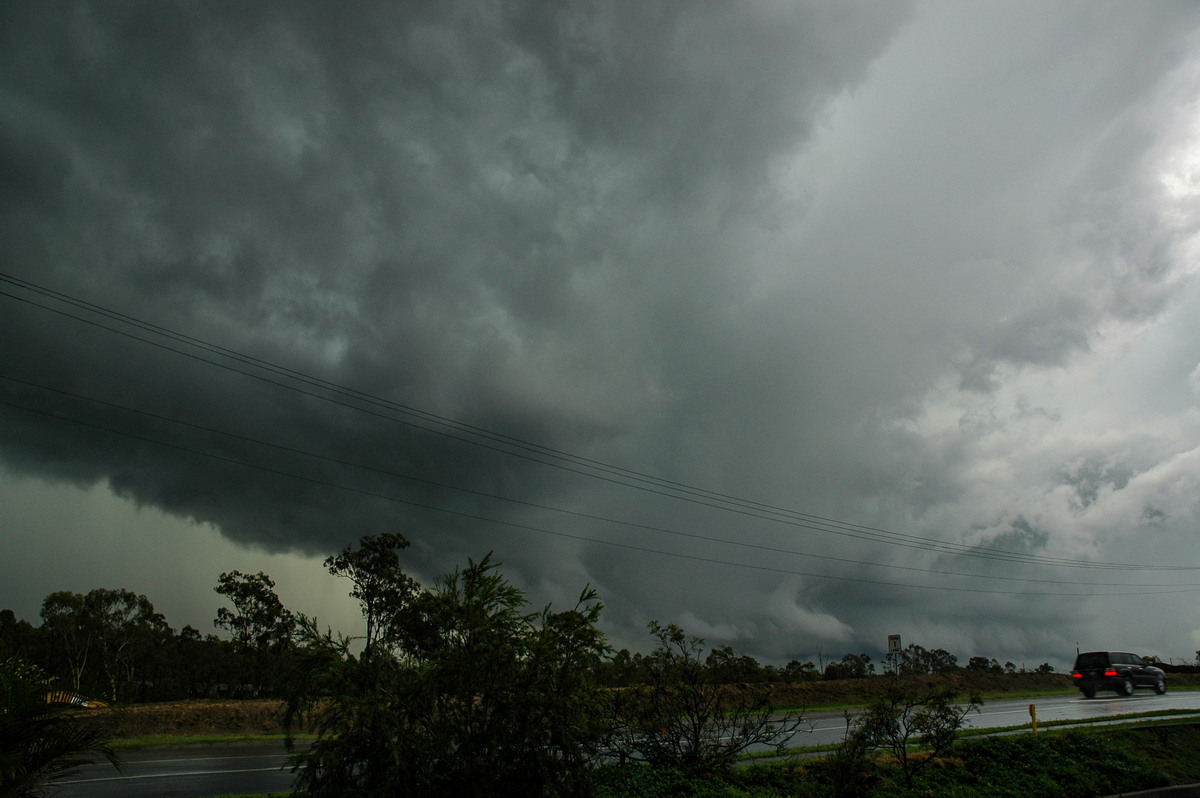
[{"left": 4, "top": 0, "right": 1200, "bottom": 667}]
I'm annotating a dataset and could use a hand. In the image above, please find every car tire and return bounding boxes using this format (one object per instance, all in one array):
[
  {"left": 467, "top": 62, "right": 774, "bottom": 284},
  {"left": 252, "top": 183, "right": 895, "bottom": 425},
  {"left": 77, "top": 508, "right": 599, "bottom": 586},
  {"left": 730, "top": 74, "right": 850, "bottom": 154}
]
[
  {"left": 1119, "top": 676, "right": 1135, "bottom": 696},
  {"left": 1081, "top": 685, "right": 1096, "bottom": 699},
  {"left": 1155, "top": 676, "right": 1167, "bottom": 695}
]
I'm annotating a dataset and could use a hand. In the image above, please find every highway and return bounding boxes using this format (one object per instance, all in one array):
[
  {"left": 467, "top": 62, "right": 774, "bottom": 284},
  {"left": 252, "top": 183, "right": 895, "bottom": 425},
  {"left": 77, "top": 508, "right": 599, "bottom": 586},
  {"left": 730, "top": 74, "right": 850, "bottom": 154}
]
[
  {"left": 795, "top": 688, "right": 1200, "bottom": 749},
  {"left": 53, "top": 690, "right": 1200, "bottom": 797},
  {"left": 52, "top": 740, "right": 299, "bottom": 798}
]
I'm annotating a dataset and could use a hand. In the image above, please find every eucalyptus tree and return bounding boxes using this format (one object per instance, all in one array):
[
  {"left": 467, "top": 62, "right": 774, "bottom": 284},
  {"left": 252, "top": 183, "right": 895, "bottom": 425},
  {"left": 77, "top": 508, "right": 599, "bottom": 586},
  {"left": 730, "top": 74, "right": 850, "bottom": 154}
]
[
  {"left": 824, "top": 652, "right": 875, "bottom": 680},
  {"left": 323, "top": 532, "right": 418, "bottom": 657},
  {"left": 898, "top": 643, "right": 958, "bottom": 675},
  {"left": 285, "top": 534, "right": 612, "bottom": 797},
  {"left": 39, "top": 592, "right": 92, "bottom": 693},
  {"left": 84, "top": 589, "right": 169, "bottom": 703},
  {"left": 39, "top": 589, "right": 167, "bottom": 702},
  {"left": 214, "top": 571, "right": 295, "bottom": 650},
  {"left": 0, "top": 609, "right": 36, "bottom": 660},
  {"left": 214, "top": 570, "right": 295, "bottom": 693}
]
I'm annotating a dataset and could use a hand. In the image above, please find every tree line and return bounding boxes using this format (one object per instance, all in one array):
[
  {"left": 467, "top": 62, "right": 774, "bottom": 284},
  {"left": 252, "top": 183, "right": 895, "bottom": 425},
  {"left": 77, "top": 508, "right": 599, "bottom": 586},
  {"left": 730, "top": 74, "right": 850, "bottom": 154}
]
[
  {"left": 4, "top": 532, "right": 1171, "bottom": 797},
  {"left": 0, "top": 583, "right": 1055, "bottom": 707},
  {"left": 0, "top": 577, "right": 1058, "bottom": 706},
  {"left": 0, "top": 581, "right": 288, "bottom": 704}
]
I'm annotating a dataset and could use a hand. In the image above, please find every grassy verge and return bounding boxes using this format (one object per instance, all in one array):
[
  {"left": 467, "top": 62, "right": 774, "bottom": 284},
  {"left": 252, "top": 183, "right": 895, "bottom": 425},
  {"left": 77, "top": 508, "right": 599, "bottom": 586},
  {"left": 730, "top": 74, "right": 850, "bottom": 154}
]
[
  {"left": 101, "top": 686, "right": 1200, "bottom": 756},
  {"left": 596, "top": 721, "right": 1200, "bottom": 797},
  {"left": 103, "top": 681, "right": 1200, "bottom": 796},
  {"left": 202, "top": 722, "right": 1200, "bottom": 797},
  {"left": 753, "top": 706, "right": 1200, "bottom": 761},
  {"left": 109, "top": 733, "right": 301, "bottom": 750}
]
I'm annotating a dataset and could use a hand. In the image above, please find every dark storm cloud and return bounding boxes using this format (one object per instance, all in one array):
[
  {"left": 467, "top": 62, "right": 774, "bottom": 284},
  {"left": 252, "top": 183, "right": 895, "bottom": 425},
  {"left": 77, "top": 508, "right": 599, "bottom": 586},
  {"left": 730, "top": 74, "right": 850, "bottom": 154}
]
[
  {"left": 5, "top": 0, "right": 1200, "bottom": 664},
  {"left": 0, "top": 0, "right": 904, "bottom": 535}
]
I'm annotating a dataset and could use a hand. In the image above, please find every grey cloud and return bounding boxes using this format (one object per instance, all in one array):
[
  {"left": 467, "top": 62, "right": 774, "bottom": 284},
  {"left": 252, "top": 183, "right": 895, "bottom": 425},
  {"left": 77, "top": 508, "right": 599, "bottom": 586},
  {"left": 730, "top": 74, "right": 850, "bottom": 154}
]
[
  {"left": 4, "top": 0, "right": 1200, "bottom": 665},
  {"left": 1057, "top": 455, "right": 1136, "bottom": 511}
]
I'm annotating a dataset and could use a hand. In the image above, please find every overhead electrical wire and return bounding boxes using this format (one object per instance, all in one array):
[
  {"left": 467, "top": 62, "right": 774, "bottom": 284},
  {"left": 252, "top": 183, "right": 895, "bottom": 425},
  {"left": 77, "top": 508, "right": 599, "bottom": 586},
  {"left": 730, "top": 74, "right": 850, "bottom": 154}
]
[
  {"left": 1, "top": 271, "right": 1195, "bottom": 577},
  {"left": 2, "top": 390, "right": 1198, "bottom": 599},
  {"left": 4, "top": 374, "right": 1195, "bottom": 591}
]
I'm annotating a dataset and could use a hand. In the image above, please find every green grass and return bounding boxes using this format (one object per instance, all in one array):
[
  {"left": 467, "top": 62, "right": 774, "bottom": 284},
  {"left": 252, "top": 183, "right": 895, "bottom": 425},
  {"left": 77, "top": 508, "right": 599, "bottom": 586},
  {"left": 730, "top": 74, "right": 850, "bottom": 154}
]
[
  {"left": 752, "top": 707, "right": 1200, "bottom": 762},
  {"left": 109, "top": 732, "right": 306, "bottom": 750},
  {"left": 116, "top": 687, "right": 1200, "bottom": 796},
  {"left": 960, "top": 707, "right": 1200, "bottom": 737},
  {"left": 769, "top": 685, "right": 1079, "bottom": 716},
  {"left": 595, "top": 721, "right": 1200, "bottom": 798},
  {"left": 201, "top": 723, "right": 1200, "bottom": 797}
]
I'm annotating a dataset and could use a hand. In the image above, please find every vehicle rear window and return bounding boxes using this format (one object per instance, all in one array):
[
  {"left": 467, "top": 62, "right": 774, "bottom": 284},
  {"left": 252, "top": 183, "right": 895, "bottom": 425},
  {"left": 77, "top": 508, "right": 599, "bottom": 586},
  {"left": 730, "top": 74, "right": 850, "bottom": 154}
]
[{"left": 1075, "top": 653, "right": 1110, "bottom": 669}]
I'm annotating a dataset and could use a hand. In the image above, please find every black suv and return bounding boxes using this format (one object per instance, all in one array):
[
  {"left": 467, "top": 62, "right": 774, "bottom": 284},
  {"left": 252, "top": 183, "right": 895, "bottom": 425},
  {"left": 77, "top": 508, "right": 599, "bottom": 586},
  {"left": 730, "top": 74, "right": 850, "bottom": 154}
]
[{"left": 1071, "top": 651, "right": 1166, "bottom": 698}]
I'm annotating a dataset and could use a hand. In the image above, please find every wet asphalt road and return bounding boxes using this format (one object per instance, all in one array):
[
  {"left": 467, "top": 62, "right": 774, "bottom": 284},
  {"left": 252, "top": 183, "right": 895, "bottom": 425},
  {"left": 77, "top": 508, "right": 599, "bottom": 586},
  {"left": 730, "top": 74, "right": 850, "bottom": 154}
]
[
  {"left": 52, "top": 689, "right": 1200, "bottom": 797},
  {"left": 51, "top": 740, "right": 298, "bottom": 798}
]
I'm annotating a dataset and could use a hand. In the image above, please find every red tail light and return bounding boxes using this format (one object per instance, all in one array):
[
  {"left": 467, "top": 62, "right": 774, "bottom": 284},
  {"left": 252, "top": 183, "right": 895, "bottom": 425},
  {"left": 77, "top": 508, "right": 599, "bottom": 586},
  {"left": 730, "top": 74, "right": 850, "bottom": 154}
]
[
  {"left": 1104, "top": 669, "right": 1118, "bottom": 677},
  {"left": 1072, "top": 672, "right": 1081, "bottom": 678}
]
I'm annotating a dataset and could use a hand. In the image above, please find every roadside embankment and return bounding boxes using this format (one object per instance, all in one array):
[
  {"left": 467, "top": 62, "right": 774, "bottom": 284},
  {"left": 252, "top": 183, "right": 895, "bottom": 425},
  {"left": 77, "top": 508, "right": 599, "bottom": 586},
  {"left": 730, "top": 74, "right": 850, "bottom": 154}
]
[
  {"left": 78, "top": 672, "right": 1200, "bottom": 740},
  {"left": 79, "top": 698, "right": 295, "bottom": 739}
]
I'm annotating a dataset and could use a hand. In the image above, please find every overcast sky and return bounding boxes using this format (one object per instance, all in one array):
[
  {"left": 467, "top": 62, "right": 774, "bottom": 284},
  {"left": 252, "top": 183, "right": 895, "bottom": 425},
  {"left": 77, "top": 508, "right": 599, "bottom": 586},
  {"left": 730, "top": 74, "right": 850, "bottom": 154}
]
[{"left": 4, "top": 0, "right": 1200, "bottom": 671}]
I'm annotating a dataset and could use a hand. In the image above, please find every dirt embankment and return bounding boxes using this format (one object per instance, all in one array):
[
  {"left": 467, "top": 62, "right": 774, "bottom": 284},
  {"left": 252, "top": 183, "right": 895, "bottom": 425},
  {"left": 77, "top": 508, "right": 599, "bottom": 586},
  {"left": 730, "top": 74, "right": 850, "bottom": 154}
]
[
  {"left": 742, "top": 671, "right": 1200, "bottom": 711},
  {"left": 761, "top": 672, "right": 1074, "bottom": 710},
  {"left": 81, "top": 699, "right": 296, "bottom": 739},
  {"left": 81, "top": 673, "right": 1200, "bottom": 739}
]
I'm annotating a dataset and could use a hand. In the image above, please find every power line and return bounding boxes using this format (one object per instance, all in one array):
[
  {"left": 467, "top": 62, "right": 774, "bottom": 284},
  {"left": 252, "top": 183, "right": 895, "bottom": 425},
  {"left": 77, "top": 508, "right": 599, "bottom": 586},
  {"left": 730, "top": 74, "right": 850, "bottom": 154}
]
[
  {"left": 7, "top": 374, "right": 1195, "bottom": 588},
  {"left": 3, "top": 392, "right": 1197, "bottom": 599},
  {"left": 1, "top": 271, "right": 1193, "bottom": 573}
]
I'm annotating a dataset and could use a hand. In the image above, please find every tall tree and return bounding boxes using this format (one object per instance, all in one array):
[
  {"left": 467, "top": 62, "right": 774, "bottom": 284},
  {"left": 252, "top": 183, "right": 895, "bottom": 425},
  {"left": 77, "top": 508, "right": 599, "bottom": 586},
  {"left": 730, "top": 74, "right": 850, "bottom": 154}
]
[
  {"left": 286, "top": 540, "right": 612, "bottom": 797},
  {"left": 85, "top": 589, "right": 169, "bottom": 703},
  {"left": 705, "top": 644, "right": 764, "bottom": 683},
  {"left": 324, "top": 533, "right": 418, "bottom": 657},
  {"left": 782, "top": 659, "right": 821, "bottom": 682},
  {"left": 825, "top": 652, "right": 874, "bottom": 680},
  {"left": 967, "top": 656, "right": 1003, "bottom": 673},
  {"left": 0, "top": 610, "right": 36, "bottom": 659},
  {"left": 214, "top": 571, "right": 295, "bottom": 650},
  {"left": 173, "top": 625, "right": 229, "bottom": 698},
  {"left": 898, "top": 643, "right": 958, "bottom": 675},
  {"left": 39, "top": 593, "right": 92, "bottom": 693},
  {"left": 214, "top": 571, "right": 295, "bottom": 694}
]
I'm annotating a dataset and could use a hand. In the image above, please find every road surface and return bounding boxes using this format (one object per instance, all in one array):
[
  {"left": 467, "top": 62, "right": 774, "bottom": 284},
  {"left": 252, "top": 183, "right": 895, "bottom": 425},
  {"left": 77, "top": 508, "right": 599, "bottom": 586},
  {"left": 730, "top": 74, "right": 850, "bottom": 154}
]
[
  {"left": 52, "top": 740, "right": 299, "bottom": 798},
  {"left": 53, "top": 689, "right": 1200, "bottom": 796},
  {"left": 797, "top": 688, "right": 1200, "bottom": 748}
]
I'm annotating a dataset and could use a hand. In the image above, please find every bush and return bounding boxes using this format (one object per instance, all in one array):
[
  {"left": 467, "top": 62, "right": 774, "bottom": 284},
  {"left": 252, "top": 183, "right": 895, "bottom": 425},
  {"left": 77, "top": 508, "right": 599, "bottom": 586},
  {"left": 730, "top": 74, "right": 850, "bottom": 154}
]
[
  {"left": 595, "top": 761, "right": 820, "bottom": 798},
  {"left": 848, "top": 682, "right": 980, "bottom": 789},
  {"left": 906, "top": 731, "right": 1171, "bottom": 798},
  {"left": 285, "top": 536, "right": 611, "bottom": 797},
  {"left": 607, "top": 622, "right": 807, "bottom": 774},
  {"left": 0, "top": 655, "right": 119, "bottom": 796}
]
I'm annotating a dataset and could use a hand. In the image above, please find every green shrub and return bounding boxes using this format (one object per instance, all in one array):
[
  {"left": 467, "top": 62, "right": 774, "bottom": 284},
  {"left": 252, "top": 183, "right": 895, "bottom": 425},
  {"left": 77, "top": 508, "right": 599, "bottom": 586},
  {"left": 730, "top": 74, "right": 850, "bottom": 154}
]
[
  {"left": 285, "top": 536, "right": 612, "bottom": 798},
  {"left": 607, "top": 622, "right": 806, "bottom": 774},
  {"left": 0, "top": 655, "right": 119, "bottom": 796},
  {"left": 594, "top": 762, "right": 819, "bottom": 798},
  {"left": 879, "top": 731, "right": 1171, "bottom": 798}
]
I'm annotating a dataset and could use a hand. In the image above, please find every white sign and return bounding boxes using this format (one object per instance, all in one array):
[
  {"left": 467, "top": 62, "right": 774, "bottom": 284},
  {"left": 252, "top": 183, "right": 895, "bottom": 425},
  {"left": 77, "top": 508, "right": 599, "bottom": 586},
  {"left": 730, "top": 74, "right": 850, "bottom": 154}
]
[{"left": 887, "top": 634, "right": 902, "bottom": 654}]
